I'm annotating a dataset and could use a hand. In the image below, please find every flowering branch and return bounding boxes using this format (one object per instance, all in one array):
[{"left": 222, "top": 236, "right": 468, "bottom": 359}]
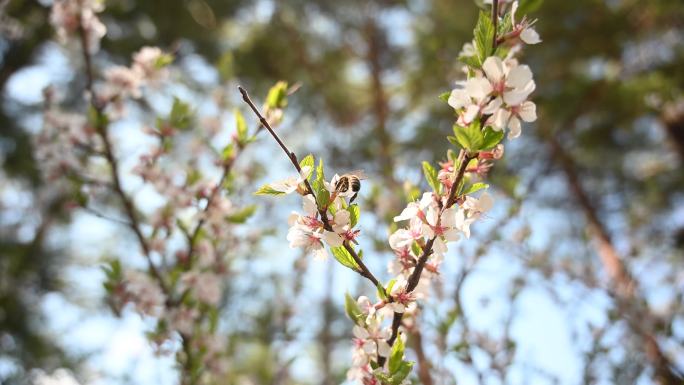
[
  {"left": 74, "top": 4, "right": 170, "bottom": 295},
  {"left": 246, "top": 0, "right": 541, "bottom": 381},
  {"left": 381, "top": 152, "right": 475, "bottom": 358},
  {"left": 238, "top": 86, "right": 384, "bottom": 290}
]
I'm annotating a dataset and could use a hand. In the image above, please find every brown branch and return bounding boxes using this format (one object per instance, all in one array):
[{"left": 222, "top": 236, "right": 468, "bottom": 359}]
[
  {"left": 546, "top": 133, "right": 683, "bottom": 384},
  {"left": 75, "top": 9, "right": 169, "bottom": 295},
  {"left": 238, "top": 86, "right": 384, "bottom": 291},
  {"left": 379, "top": 152, "right": 475, "bottom": 365},
  {"left": 492, "top": 0, "right": 500, "bottom": 50},
  {"left": 410, "top": 328, "right": 435, "bottom": 385}
]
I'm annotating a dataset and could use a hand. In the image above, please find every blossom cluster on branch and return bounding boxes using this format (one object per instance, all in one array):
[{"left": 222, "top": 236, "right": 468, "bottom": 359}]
[
  {"left": 40, "top": 1, "right": 293, "bottom": 383},
  {"left": 250, "top": 1, "right": 539, "bottom": 383},
  {"left": 38, "top": 0, "right": 539, "bottom": 383}
]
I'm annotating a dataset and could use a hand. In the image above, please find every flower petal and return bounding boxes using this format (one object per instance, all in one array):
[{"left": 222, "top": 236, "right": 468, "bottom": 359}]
[
  {"left": 518, "top": 101, "right": 537, "bottom": 122},
  {"left": 520, "top": 28, "right": 542, "bottom": 44},
  {"left": 482, "top": 56, "right": 505, "bottom": 83}
]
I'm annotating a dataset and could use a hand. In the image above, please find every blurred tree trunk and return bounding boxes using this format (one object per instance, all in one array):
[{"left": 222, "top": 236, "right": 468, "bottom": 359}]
[{"left": 547, "top": 133, "right": 683, "bottom": 385}]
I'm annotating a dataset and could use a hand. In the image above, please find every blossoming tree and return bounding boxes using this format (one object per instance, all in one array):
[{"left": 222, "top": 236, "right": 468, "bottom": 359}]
[{"left": 244, "top": 1, "right": 541, "bottom": 382}]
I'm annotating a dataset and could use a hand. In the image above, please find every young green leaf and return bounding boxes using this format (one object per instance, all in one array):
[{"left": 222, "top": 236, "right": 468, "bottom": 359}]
[
  {"left": 234, "top": 109, "right": 248, "bottom": 144},
  {"left": 331, "top": 246, "right": 360, "bottom": 271},
  {"left": 459, "top": 54, "right": 481, "bottom": 69},
  {"left": 439, "top": 91, "right": 451, "bottom": 102},
  {"left": 422, "top": 161, "right": 441, "bottom": 193},
  {"left": 221, "top": 143, "right": 235, "bottom": 161},
  {"left": 344, "top": 293, "right": 365, "bottom": 325},
  {"left": 266, "top": 81, "right": 288, "bottom": 109},
  {"left": 348, "top": 204, "right": 360, "bottom": 227},
  {"left": 481, "top": 126, "right": 505, "bottom": 150},
  {"left": 389, "top": 361, "right": 414, "bottom": 385},
  {"left": 411, "top": 241, "right": 422, "bottom": 257},
  {"left": 169, "top": 97, "right": 194, "bottom": 130},
  {"left": 226, "top": 205, "right": 257, "bottom": 223},
  {"left": 376, "top": 283, "right": 388, "bottom": 301},
  {"left": 389, "top": 333, "right": 405, "bottom": 374},
  {"left": 254, "top": 184, "right": 286, "bottom": 196},
  {"left": 453, "top": 121, "right": 484, "bottom": 152},
  {"left": 154, "top": 53, "right": 174, "bottom": 69},
  {"left": 299, "top": 154, "right": 315, "bottom": 180},
  {"left": 313, "top": 158, "right": 329, "bottom": 207},
  {"left": 385, "top": 279, "right": 397, "bottom": 297},
  {"left": 474, "top": 10, "right": 495, "bottom": 65},
  {"left": 462, "top": 182, "right": 489, "bottom": 196}
]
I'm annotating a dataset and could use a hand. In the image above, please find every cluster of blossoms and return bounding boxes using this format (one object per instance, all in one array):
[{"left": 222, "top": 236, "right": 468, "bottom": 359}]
[
  {"left": 342, "top": 1, "right": 540, "bottom": 383},
  {"left": 42, "top": 1, "right": 292, "bottom": 382},
  {"left": 254, "top": 2, "right": 540, "bottom": 375},
  {"left": 50, "top": 0, "right": 106, "bottom": 54},
  {"left": 261, "top": 165, "right": 362, "bottom": 260},
  {"left": 100, "top": 46, "right": 172, "bottom": 116}
]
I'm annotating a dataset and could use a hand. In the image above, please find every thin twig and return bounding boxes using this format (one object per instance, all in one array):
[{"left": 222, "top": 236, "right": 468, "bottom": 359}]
[
  {"left": 76, "top": 9, "right": 169, "bottom": 295},
  {"left": 379, "top": 152, "right": 475, "bottom": 365},
  {"left": 492, "top": 0, "right": 499, "bottom": 50},
  {"left": 238, "top": 86, "right": 384, "bottom": 290}
]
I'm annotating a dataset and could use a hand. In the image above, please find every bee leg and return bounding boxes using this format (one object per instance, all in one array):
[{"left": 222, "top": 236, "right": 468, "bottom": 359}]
[{"left": 349, "top": 192, "right": 358, "bottom": 203}]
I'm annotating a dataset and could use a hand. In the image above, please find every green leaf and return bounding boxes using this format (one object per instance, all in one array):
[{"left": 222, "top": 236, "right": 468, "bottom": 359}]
[
  {"left": 462, "top": 182, "right": 489, "bottom": 196},
  {"left": 313, "top": 181, "right": 330, "bottom": 208},
  {"left": 169, "top": 97, "right": 194, "bottom": 130},
  {"left": 254, "top": 184, "right": 286, "bottom": 196},
  {"left": 299, "top": 154, "right": 315, "bottom": 180},
  {"left": 226, "top": 205, "right": 257, "bottom": 223},
  {"left": 411, "top": 241, "right": 422, "bottom": 257},
  {"left": 88, "top": 106, "right": 109, "bottom": 129},
  {"left": 374, "top": 371, "right": 391, "bottom": 383},
  {"left": 385, "top": 279, "right": 397, "bottom": 296},
  {"left": 389, "top": 334, "right": 405, "bottom": 374},
  {"left": 235, "top": 109, "right": 248, "bottom": 144},
  {"left": 313, "top": 158, "right": 329, "bottom": 208},
  {"left": 186, "top": 169, "right": 203, "bottom": 186},
  {"left": 315, "top": 158, "right": 325, "bottom": 182},
  {"left": 331, "top": 246, "right": 360, "bottom": 271},
  {"left": 389, "top": 361, "right": 414, "bottom": 384},
  {"left": 154, "top": 53, "right": 174, "bottom": 69},
  {"left": 453, "top": 121, "right": 484, "bottom": 152},
  {"left": 422, "top": 161, "right": 441, "bottom": 193},
  {"left": 439, "top": 91, "right": 451, "bottom": 102},
  {"left": 221, "top": 142, "right": 235, "bottom": 161},
  {"left": 348, "top": 204, "right": 360, "bottom": 227},
  {"left": 377, "top": 283, "right": 388, "bottom": 301},
  {"left": 481, "top": 126, "right": 505, "bottom": 150},
  {"left": 474, "top": 10, "right": 495, "bottom": 65},
  {"left": 266, "top": 81, "right": 288, "bottom": 109},
  {"left": 344, "top": 293, "right": 364, "bottom": 324},
  {"left": 459, "top": 54, "right": 481, "bottom": 69},
  {"left": 497, "top": 11, "right": 513, "bottom": 36}
]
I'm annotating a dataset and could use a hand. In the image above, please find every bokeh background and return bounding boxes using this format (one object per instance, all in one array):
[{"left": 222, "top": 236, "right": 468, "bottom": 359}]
[{"left": 1, "top": 0, "right": 684, "bottom": 384}]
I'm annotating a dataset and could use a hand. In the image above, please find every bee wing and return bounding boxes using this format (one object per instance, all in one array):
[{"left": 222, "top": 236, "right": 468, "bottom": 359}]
[{"left": 346, "top": 169, "right": 368, "bottom": 180}]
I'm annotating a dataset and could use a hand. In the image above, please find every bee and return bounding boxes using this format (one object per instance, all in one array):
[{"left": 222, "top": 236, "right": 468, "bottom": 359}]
[{"left": 333, "top": 170, "right": 367, "bottom": 203}]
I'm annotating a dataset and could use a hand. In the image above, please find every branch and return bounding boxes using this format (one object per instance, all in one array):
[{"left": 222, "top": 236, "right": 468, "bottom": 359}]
[
  {"left": 492, "top": 0, "right": 499, "bottom": 50},
  {"left": 76, "top": 11, "right": 169, "bottom": 295},
  {"left": 238, "top": 86, "right": 384, "bottom": 290},
  {"left": 545, "top": 131, "right": 683, "bottom": 383},
  {"left": 379, "top": 152, "right": 475, "bottom": 365}
]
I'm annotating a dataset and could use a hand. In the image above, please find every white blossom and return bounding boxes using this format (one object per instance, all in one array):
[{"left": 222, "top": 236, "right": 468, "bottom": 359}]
[
  {"left": 123, "top": 270, "right": 166, "bottom": 317},
  {"left": 50, "top": 0, "right": 106, "bottom": 53},
  {"left": 271, "top": 166, "right": 311, "bottom": 194},
  {"left": 132, "top": 46, "right": 170, "bottom": 83},
  {"left": 181, "top": 271, "right": 222, "bottom": 306}
]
